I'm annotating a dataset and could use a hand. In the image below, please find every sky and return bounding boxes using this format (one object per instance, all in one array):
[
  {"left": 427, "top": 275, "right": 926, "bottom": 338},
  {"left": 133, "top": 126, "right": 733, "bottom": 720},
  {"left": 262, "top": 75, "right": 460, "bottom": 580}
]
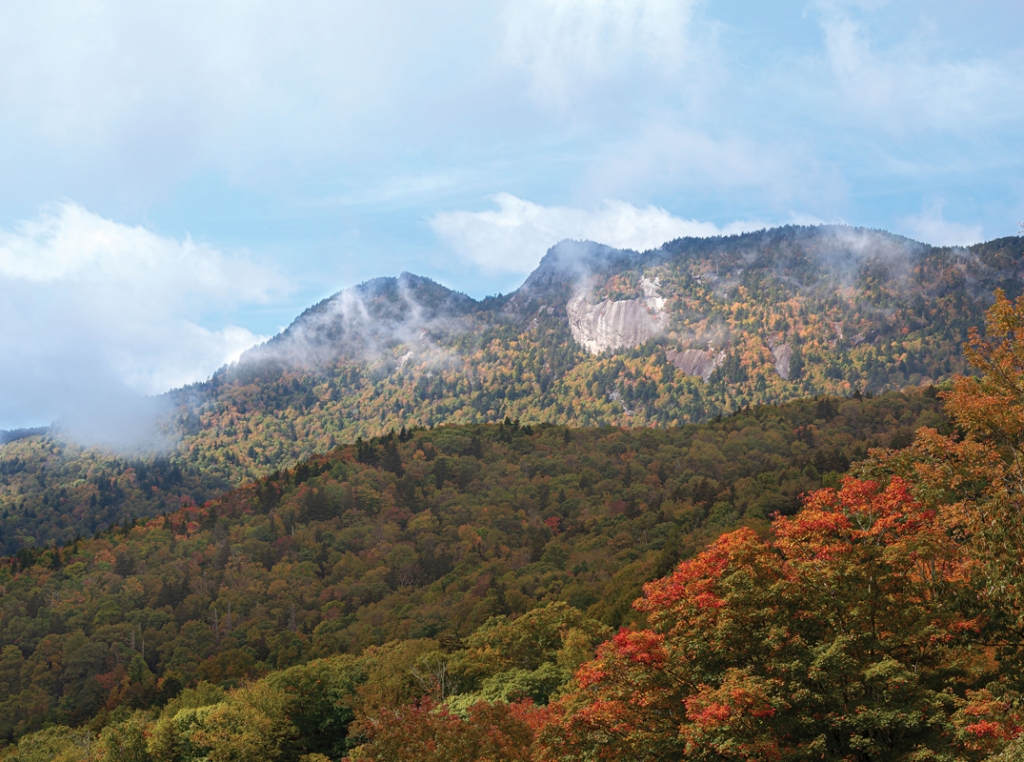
[{"left": 0, "top": 0, "right": 1022, "bottom": 435}]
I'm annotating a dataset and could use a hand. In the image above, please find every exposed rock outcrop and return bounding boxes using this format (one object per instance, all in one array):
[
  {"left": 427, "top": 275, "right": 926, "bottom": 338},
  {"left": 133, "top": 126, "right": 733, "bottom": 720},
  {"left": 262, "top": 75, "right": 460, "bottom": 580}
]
[
  {"left": 567, "top": 277, "right": 667, "bottom": 354},
  {"left": 771, "top": 344, "right": 794, "bottom": 380},
  {"left": 666, "top": 349, "right": 724, "bottom": 381},
  {"left": 639, "top": 276, "right": 666, "bottom": 310},
  {"left": 830, "top": 322, "right": 844, "bottom": 346}
]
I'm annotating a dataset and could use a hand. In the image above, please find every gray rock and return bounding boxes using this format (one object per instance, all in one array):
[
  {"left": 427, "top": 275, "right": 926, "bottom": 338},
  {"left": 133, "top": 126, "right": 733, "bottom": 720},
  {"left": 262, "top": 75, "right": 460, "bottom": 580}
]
[
  {"left": 567, "top": 277, "right": 667, "bottom": 354},
  {"left": 666, "top": 348, "right": 724, "bottom": 382},
  {"left": 771, "top": 345, "right": 794, "bottom": 380}
]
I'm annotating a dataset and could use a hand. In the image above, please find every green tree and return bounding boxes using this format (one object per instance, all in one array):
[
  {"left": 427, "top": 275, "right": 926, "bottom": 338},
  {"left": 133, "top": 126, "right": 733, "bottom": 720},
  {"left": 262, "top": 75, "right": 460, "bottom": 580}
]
[
  {"left": 99, "top": 712, "right": 152, "bottom": 762},
  {"left": 191, "top": 682, "right": 298, "bottom": 762}
]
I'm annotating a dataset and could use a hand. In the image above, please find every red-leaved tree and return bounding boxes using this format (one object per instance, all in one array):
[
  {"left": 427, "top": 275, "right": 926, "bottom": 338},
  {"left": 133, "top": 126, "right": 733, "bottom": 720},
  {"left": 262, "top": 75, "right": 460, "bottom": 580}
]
[{"left": 537, "top": 477, "right": 1018, "bottom": 761}]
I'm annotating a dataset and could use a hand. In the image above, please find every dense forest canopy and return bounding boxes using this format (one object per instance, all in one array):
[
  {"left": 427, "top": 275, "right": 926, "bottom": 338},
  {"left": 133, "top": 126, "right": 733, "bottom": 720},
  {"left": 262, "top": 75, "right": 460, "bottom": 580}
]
[{"left": 0, "top": 390, "right": 944, "bottom": 751}]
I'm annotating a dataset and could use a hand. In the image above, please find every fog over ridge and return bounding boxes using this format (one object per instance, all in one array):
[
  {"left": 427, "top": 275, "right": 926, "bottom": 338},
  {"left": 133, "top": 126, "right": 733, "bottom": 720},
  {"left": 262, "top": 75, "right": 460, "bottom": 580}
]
[{"left": 4, "top": 219, "right": 1021, "bottom": 453}]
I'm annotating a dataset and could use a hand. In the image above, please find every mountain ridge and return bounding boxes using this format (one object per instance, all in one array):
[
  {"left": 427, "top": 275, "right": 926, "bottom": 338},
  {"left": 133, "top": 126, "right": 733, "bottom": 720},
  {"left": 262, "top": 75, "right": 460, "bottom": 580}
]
[
  {"left": 227, "top": 224, "right": 1017, "bottom": 376},
  {"left": 205, "top": 224, "right": 1022, "bottom": 400},
  {"left": 1, "top": 224, "right": 1022, "bottom": 553}
]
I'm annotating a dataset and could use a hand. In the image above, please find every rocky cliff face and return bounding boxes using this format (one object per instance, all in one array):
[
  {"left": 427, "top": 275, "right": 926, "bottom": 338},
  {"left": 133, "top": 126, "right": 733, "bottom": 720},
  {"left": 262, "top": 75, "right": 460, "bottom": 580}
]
[
  {"left": 567, "top": 277, "right": 667, "bottom": 354},
  {"left": 666, "top": 349, "right": 724, "bottom": 381},
  {"left": 772, "top": 345, "right": 794, "bottom": 380}
]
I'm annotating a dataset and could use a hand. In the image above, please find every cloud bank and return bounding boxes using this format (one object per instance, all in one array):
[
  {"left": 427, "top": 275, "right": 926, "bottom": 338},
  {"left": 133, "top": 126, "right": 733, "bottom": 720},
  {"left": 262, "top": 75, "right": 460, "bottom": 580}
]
[
  {"left": 0, "top": 0, "right": 1015, "bottom": 298},
  {"left": 431, "top": 193, "right": 763, "bottom": 274},
  {"left": 0, "top": 203, "right": 282, "bottom": 445}
]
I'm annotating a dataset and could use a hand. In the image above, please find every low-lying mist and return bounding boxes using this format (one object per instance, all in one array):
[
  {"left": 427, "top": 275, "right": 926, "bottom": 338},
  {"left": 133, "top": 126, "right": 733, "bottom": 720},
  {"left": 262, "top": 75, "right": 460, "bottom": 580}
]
[{"left": 0, "top": 202, "right": 283, "bottom": 452}]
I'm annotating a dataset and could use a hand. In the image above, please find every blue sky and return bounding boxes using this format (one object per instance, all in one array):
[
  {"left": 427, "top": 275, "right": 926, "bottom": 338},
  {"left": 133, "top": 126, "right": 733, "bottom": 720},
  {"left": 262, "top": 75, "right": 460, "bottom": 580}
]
[{"left": 0, "top": 0, "right": 1022, "bottom": 432}]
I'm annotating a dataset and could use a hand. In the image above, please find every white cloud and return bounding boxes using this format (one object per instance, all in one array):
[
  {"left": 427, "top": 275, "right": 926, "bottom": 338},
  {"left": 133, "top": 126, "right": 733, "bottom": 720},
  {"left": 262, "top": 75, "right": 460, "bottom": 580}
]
[
  {"left": 899, "top": 201, "right": 983, "bottom": 246},
  {"left": 0, "top": 203, "right": 282, "bottom": 444},
  {"left": 431, "top": 193, "right": 762, "bottom": 274},
  {"left": 0, "top": 2, "right": 491, "bottom": 190},
  {"left": 0, "top": 203, "right": 277, "bottom": 299},
  {"left": 819, "top": 9, "right": 1024, "bottom": 133},
  {"left": 500, "top": 0, "right": 702, "bottom": 105}
]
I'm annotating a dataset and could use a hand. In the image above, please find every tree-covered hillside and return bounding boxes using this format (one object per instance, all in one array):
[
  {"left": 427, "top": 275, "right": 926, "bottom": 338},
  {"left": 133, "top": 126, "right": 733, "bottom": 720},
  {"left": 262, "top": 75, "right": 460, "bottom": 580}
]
[
  {"left": 0, "top": 390, "right": 943, "bottom": 748},
  {"left": 1, "top": 226, "right": 1020, "bottom": 552},
  {"left": 185, "top": 229, "right": 1022, "bottom": 471}
]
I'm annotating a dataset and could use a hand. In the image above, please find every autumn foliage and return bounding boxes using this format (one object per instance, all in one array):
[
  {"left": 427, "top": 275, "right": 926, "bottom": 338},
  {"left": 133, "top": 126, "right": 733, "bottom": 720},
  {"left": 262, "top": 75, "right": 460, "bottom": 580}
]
[
  {"left": 349, "top": 699, "right": 548, "bottom": 762},
  {"left": 13, "top": 284, "right": 1024, "bottom": 760},
  {"left": 537, "top": 477, "right": 1015, "bottom": 761}
]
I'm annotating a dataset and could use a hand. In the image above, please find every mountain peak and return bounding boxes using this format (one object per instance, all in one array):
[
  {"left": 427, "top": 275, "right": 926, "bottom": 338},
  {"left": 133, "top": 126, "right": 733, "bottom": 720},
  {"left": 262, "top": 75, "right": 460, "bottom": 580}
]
[
  {"left": 235, "top": 272, "right": 478, "bottom": 370},
  {"left": 223, "top": 224, "right": 1022, "bottom": 390},
  {"left": 525, "top": 239, "right": 639, "bottom": 286}
]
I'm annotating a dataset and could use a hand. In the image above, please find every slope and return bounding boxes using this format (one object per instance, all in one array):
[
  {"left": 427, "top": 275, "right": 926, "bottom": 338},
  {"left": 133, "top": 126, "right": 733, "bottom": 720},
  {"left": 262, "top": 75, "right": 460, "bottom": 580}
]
[{"left": 0, "top": 390, "right": 945, "bottom": 742}]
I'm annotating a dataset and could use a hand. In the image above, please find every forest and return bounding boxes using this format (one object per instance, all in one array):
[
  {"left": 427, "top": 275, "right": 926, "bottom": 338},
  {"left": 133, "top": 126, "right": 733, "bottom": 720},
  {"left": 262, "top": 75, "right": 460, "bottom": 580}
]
[
  {"left": 0, "top": 348, "right": 1010, "bottom": 761},
  {"left": 0, "top": 387, "right": 944, "bottom": 752}
]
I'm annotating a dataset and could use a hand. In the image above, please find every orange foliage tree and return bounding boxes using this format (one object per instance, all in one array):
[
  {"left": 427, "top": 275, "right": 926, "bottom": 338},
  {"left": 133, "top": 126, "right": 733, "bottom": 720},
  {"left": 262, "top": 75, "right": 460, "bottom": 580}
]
[
  {"left": 941, "top": 291, "right": 1024, "bottom": 632},
  {"left": 347, "top": 698, "right": 547, "bottom": 762},
  {"left": 537, "top": 477, "right": 1016, "bottom": 761},
  {"left": 866, "top": 290, "right": 1024, "bottom": 676}
]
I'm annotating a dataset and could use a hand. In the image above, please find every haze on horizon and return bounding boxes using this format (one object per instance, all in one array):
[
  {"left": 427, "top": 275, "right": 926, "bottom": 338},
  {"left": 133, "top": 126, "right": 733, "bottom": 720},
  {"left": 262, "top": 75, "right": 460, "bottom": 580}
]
[{"left": 0, "top": 0, "right": 1021, "bottom": 438}]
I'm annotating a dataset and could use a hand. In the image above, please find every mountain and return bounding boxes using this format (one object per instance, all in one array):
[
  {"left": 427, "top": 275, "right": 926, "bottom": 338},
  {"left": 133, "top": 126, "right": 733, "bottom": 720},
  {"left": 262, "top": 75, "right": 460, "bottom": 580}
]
[
  {"left": 4, "top": 238, "right": 1024, "bottom": 760},
  {"left": 242, "top": 272, "right": 480, "bottom": 369},
  {"left": 1, "top": 224, "right": 1022, "bottom": 552}
]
